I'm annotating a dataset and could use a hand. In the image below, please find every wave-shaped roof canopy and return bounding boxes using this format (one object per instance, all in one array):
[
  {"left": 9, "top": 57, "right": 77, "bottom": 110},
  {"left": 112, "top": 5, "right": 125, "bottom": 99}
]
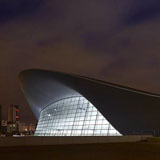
[{"left": 19, "top": 69, "right": 160, "bottom": 136}]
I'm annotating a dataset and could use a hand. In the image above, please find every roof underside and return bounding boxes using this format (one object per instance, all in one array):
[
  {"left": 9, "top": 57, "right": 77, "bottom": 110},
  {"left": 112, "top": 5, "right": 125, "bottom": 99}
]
[{"left": 19, "top": 69, "right": 160, "bottom": 136}]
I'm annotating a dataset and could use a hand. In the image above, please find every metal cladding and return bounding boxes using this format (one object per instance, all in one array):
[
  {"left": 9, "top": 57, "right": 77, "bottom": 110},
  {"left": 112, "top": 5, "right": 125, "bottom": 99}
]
[{"left": 19, "top": 69, "right": 160, "bottom": 136}]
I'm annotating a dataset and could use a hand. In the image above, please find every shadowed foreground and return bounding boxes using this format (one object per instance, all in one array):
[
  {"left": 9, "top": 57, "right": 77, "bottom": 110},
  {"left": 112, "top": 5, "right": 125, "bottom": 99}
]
[{"left": 1, "top": 142, "right": 160, "bottom": 160}]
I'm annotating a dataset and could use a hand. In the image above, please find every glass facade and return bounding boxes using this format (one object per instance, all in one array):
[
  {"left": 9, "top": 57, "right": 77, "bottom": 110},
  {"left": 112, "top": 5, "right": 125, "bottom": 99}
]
[{"left": 35, "top": 96, "right": 121, "bottom": 136}]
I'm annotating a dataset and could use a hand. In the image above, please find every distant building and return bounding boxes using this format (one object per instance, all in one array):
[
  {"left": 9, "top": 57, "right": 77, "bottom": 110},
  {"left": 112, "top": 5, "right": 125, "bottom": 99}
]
[
  {"left": 0, "top": 104, "right": 37, "bottom": 136},
  {"left": 0, "top": 105, "right": 2, "bottom": 132},
  {"left": 24, "top": 124, "right": 36, "bottom": 135},
  {"left": 1, "top": 120, "right": 7, "bottom": 126},
  {"left": 7, "top": 123, "right": 17, "bottom": 133},
  {"left": 17, "top": 122, "right": 26, "bottom": 132},
  {"left": 1, "top": 120, "right": 7, "bottom": 134},
  {"left": 28, "top": 124, "right": 36, "bottom": 132},
  {"left": 8, "top": 105, "right": 19, "bottom": 123}
]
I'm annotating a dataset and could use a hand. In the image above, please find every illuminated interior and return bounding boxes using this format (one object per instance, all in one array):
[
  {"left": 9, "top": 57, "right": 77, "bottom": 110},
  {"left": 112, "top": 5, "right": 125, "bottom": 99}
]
[{"left": 35, "top": 96, "right": 121, "bottom": 136}]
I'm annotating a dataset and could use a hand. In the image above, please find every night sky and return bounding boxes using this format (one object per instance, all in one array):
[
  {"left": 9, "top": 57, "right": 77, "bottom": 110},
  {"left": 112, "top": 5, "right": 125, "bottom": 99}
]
[{"left": 0, "top": 0, "right": 160, "bottom": 123}]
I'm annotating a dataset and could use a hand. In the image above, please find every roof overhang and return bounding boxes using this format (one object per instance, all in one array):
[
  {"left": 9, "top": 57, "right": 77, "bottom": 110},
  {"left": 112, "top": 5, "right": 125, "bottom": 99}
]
[{"left": 19, "top": 69, "right": 160, "bottom": 136}]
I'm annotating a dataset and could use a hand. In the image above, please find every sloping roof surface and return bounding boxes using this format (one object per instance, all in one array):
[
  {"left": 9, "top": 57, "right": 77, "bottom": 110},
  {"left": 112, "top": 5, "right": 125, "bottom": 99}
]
[{"left": 19, "top": 69, "right": 160, "bottom": 135}]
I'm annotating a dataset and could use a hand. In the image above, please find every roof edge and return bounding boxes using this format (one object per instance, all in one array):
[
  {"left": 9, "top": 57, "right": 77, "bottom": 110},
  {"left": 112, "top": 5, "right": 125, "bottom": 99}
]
[{"left": 19, "top": 68, "right": 160, "bottom": 98}]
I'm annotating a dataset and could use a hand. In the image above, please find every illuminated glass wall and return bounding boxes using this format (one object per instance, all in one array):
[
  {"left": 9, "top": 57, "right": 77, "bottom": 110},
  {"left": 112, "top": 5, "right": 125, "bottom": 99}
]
[{"left": 35, "top": 96, "right": 121, "bottom": 136}]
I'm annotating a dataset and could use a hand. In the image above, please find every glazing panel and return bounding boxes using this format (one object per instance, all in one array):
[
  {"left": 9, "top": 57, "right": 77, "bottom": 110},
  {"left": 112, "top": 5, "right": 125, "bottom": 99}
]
[{"left": 35, "top": 96, "right": 121, "bottom": 136}]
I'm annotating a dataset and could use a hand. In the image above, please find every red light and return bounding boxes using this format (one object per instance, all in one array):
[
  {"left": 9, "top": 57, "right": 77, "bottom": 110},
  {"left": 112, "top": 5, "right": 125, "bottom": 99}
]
[
  {"left": 16, "top": 109, "right": 19, "bottom": 112},
  {"left": 16, "top": 116, "right": 19, "bottom": 119}
]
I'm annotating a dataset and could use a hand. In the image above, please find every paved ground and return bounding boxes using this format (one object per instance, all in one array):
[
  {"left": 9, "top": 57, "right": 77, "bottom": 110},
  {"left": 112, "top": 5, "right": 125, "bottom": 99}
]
[{"left": 1, "top": 142, "right": 160, "bottom": 160}]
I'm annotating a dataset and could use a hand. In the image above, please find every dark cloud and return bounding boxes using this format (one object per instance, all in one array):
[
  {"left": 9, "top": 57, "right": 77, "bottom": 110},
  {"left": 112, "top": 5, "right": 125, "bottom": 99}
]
[
  {"left": 125, "top": 0, "right": 160, "bottom": 25},
  {"left": 82, "top": 32, "right": 109, "bottom": 53},
  {"left": 37, "top": 37, "right": 64, "bottom": 47},
  {"left": 0, "top": 0, "right": 44, "bottom": 23},
  {"left": 82, "top": 31, "right": 132, "bottom": 55}
]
